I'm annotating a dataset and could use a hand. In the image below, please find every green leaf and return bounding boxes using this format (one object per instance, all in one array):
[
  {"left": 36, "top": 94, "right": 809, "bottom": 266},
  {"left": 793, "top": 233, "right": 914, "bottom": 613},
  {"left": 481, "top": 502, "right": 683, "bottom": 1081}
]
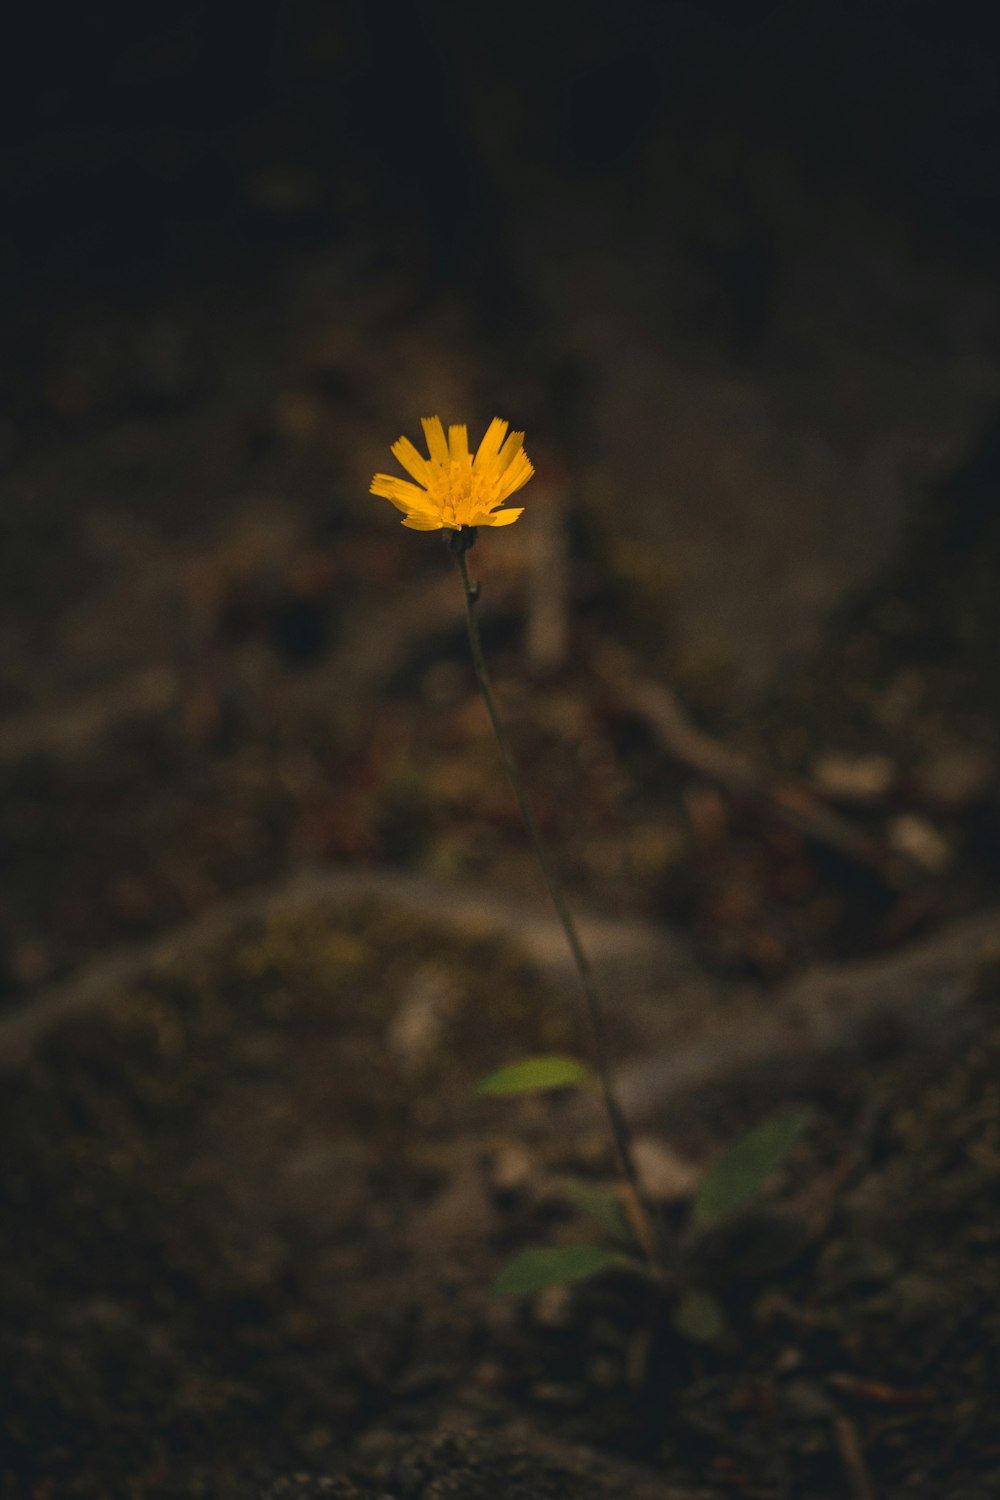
[
  {"left": 557, "top": 1176, "right": 633, "bottom": 1245},
  {"left": 476, "top": 1055, "right": 592, "bottom": 1097},
  {"left": 673, "top": 1289, "right": 727, "bottom": 1343},
  {"left": 489, "top": 1244, "right": 636, "bottom": 1297},
  {"left": 692, "top": 1108, "right": 815, "bottom": 1228}
]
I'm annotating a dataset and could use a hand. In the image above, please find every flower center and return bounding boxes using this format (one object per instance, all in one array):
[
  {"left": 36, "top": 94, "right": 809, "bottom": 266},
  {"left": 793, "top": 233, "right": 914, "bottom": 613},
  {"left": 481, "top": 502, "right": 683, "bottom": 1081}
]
[{"left": 425, "top": 459, "right": 485, "bottom": 526}]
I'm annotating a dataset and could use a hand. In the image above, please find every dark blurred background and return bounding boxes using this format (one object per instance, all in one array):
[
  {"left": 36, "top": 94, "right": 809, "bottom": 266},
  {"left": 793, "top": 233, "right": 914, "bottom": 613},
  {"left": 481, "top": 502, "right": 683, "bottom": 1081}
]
[
  {"left": 5, "top": 0, "right": 1000, "bottom": 647},
  {"left": 6, "top": 1, "right": 1000, "bottom": 288},
  {"left": 3, "top": 0, "right": 1000, "bottom": 984}
]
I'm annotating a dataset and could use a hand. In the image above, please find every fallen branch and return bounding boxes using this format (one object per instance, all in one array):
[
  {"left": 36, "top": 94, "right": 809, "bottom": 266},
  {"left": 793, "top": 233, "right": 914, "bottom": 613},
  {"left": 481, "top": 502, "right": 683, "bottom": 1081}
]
[
  {"left": 0, "top": 862, "right": 693, "bottom": 1070},
  {"left": 592, "top": 646, "right": 920, "bottom": 885}
]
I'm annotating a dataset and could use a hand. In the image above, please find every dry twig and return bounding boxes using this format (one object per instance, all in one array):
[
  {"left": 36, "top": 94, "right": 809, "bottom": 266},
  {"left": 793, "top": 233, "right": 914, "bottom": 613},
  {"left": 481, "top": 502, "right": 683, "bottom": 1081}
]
[{"left": 592, "top": 645, "right": 920, "bottom": 885}]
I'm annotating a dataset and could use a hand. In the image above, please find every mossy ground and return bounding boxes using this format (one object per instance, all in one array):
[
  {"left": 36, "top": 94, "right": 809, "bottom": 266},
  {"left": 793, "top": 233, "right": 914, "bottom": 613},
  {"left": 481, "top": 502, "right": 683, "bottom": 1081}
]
[{"left": 2, "top": 897, "right": 998, "bottom": 1498}]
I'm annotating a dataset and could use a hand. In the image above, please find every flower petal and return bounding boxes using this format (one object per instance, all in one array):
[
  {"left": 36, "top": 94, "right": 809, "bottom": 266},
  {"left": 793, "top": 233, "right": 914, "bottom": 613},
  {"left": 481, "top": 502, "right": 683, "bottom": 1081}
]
[
  {"left": 447, "top": 424, "right": 470, "bottom": 464},
  {"left": 495, "top": 451, "right": 535, "bottom": 500},
  {"left": 420, "top": 416, "right": 450, "bottom": 467},
  {"left": 391, "top": 435, "right": 432, "bottom": 484},
  {"left": 473, "top": 507, "right": 523, "bottom": 527},
  {"left": 370, "top": 473, "right": 437, "bottom": 516},
  {"left": 497, "top": 430, "right": 527, "bottom": 472},
  {"left": 473, "top": 417, "right": 509, "bottom": 471},
  {"left": 401, "top": 513, "right": 449, "bottom": 530}
]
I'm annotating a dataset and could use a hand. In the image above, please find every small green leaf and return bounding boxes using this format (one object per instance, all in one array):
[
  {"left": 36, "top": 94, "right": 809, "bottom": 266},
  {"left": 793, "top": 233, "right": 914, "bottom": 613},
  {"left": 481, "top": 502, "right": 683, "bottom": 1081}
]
[
  {"left": 489, "top": 1244, "right": 636, "bottom": 1297},
  {"left": 673, "top": 1289, "right": 727, "bottom": 1343},
  {"left": 558, "top": 1176, "right": 633, "bottom": 1245},
  {"left": 476, "top": 1055, "right": 592, "bottom": 1097},
  {"left": 692, "top": 1108, "right": 815, "bottom": 1227}
]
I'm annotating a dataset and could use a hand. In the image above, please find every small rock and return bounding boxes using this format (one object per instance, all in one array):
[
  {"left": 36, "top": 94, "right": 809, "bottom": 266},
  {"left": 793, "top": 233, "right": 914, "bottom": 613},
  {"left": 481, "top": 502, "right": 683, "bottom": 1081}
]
[
  {"left": 387, "top": 966, "right": 457, "bottom": 1070},
  {"left": 813, "top": 751, "right": 895, "bottom": 801},
  {"left": 490, "top": 1140, "right": 535, "bottom": 1195},
  {"left": 632, "top": 1136, "right": 701, "bottom": 1202},
  {"left": 888, "top": 813, "right": 953, "bottom": 873}
]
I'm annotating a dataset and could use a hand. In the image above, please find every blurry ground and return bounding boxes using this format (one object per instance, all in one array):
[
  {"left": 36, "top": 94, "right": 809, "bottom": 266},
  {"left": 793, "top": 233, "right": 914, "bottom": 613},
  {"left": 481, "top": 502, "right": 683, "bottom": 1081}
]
[
  {"left": 3, "top": 3, "right": 1000, "bottom": 1495},
  {"left": 3, "top": 896, "right": 999, "bottom": 1497}
]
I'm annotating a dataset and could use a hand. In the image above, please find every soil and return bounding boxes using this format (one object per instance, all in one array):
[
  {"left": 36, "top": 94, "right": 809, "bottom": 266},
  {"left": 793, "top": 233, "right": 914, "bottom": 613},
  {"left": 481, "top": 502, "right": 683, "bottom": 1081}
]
[{"left": 2, "top": 892, "right": 999, "bottom": 1497}]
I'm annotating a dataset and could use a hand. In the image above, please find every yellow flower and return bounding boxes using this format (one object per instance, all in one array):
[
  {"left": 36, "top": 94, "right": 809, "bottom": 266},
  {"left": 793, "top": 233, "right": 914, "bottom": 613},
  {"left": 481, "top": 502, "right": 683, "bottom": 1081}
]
[{"left": 370, "top": 416, "right": 533, "bottom": 531}]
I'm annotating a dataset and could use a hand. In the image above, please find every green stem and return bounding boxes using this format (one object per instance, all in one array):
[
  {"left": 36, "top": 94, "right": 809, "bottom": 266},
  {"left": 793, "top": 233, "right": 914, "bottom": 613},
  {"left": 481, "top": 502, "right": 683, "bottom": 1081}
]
[{"left": 449, "top": 528, "right": 666, "bottom": 1274}]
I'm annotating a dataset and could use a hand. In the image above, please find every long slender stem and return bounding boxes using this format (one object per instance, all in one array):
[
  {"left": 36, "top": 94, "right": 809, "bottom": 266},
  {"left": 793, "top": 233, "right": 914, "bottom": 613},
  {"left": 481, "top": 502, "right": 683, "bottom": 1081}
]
[{"left": 450, "top": 531, "right": 666, "bottom": 1273}]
